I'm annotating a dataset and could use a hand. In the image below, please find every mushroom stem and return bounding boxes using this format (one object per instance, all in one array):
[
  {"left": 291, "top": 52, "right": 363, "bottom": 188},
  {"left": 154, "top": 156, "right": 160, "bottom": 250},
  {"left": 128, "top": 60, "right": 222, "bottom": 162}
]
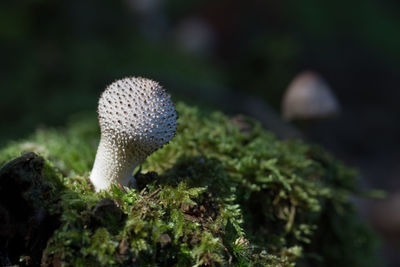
[{"left": 90, "top": 136, "right": 139, "bottom": 191}]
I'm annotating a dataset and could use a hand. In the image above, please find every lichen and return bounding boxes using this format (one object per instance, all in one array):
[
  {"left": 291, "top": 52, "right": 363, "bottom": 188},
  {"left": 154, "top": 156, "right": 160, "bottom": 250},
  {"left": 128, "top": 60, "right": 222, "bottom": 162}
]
[{"left": 0, "top": 103, "right": 379, "bottom": 266}]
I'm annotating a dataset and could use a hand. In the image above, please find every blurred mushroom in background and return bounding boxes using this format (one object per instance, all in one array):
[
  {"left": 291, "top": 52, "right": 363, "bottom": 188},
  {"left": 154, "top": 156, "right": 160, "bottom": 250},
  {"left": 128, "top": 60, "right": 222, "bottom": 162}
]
[
  {"left": 370, "top": 192, "right": 400, "bottom": 243},
  {"left": 128, "top": 0, "right": 169, "bottom": 40},
  {"left": 369, "top": 192, "right": 400, "bottom": 266},
  {"left": 128, "top": 0, "right": 161, "bottom": 13},
  {"left": 174, "top": 17, "right": 217, "bottom": 56},
  {"left": 282, "top": 71, "right": 341, "bottom": 121}
]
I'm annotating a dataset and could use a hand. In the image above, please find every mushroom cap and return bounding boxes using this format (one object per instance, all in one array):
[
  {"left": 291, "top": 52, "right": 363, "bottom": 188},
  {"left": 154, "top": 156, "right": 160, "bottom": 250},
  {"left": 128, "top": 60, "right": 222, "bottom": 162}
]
[
  {"left": 282, "top": 71, "right": 340, "bottom": 120},
  {"left": 98, "top": 77, "right": 177, "bottom": 159}
]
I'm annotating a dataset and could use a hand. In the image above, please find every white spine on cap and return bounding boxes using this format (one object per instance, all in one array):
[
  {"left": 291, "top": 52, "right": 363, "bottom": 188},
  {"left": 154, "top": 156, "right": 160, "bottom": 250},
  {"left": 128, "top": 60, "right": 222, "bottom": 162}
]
[{"left": 90, "top": 77, "right": 177, "bottom": 191}]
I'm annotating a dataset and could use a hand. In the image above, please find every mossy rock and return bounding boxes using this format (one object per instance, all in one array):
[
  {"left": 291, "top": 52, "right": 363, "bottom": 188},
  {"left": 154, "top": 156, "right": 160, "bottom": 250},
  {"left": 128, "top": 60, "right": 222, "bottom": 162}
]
[{"left": 0, "top": 103, "right": 379, "bottom": 266}]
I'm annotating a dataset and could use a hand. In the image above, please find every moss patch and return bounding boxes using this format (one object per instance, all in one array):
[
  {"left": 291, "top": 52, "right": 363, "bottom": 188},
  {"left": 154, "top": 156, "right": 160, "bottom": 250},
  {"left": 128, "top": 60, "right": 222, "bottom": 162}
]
[{"left": 0, "top": 103, "right": 379, "bottom": 266}]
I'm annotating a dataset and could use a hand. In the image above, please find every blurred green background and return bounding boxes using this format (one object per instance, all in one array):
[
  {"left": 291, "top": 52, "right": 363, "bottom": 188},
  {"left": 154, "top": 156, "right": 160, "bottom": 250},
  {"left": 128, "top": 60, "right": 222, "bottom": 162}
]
[
  {"left": 2, "top": 0, "right": 399, "bottom": 143},
  {"left": 1, "top": 0, "right": 400, "bottom": 265}
]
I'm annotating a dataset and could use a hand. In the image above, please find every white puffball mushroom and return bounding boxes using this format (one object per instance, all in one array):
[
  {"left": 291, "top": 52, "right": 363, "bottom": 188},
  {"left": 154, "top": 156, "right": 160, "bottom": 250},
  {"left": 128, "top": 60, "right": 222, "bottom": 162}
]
[
  {"left": 90, "top": 77, "right": 177, "bottom": 191},
  {"left": 282, "top": 71, "right": 340, "bottom": 120}
]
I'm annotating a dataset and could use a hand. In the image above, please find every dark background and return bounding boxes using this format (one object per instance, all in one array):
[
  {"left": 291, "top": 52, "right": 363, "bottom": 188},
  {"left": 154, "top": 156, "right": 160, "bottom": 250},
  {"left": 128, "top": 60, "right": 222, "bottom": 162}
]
[{"left": 1, "top": 0, "right": 399, "bottom": 265}]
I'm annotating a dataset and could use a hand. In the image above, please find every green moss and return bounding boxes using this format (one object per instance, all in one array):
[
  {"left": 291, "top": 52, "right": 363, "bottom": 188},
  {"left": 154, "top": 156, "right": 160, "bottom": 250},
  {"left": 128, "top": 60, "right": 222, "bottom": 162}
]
[{"left": 0, "top": 103, "right": 379, "bottom": 266}]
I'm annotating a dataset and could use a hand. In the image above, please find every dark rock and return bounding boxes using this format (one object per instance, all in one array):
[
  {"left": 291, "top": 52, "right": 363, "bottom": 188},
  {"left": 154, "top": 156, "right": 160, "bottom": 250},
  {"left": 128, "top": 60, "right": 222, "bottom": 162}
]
[
  {"left": 135, "top": 172, "right": 159, "bottom": 191},
  {"left": 158, "top": 233, "right": 171, "bottom": 248},
  {"left": 93, "top": 198, "right": 124, "bottom": 222},
  {"left": 0, "top": 152, "right": 60, "bottom": 266},
  {"left": 92, "top": 198, "right": 126, "bottom": 233}
]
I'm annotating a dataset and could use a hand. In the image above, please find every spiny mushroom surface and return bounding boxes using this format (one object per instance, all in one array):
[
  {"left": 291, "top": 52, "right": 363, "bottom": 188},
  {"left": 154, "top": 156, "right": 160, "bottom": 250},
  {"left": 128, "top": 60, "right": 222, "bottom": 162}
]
[{"left": 90, "top": 77, "right": 177, "bottom": 191}]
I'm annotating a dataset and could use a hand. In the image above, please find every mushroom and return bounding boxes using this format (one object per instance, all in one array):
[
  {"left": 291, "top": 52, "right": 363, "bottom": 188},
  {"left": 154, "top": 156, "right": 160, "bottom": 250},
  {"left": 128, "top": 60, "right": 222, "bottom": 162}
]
[
  {"left": 282, "top": 71, "right": 340, "bottom": 121},
  {"left": 174, "top": 17, "right": 217, "bottom": 56},
  {"left": 89, "top": 77, "right": 177, "bottom": 191}
]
